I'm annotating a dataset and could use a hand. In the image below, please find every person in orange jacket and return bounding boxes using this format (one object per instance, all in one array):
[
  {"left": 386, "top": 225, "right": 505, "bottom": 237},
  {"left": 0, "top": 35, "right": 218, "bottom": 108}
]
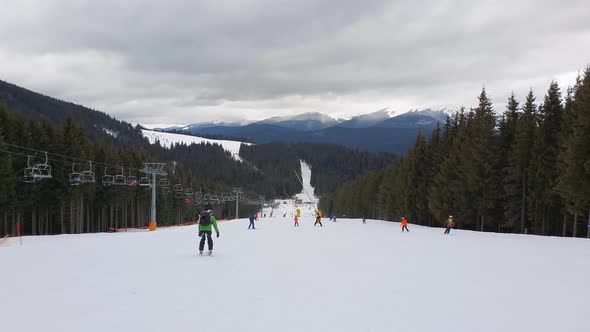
[{"left": 401, "top": 217, "right": 409, "bottom": 232}]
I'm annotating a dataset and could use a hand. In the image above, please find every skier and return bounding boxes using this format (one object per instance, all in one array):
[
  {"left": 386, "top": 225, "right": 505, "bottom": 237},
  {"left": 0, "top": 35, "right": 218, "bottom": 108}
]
[
  {"left": 444, "top": 215, "right": 455, "bottom": 234},
  {"left": 198, "top": 209, "right": 219, "bottom": 256},
  {"left": 248, "top": 214, "right": 257, "bottom": 230},
  {"left": 332, "top": 214, "right": 337, "bottom": 222},
  {"left": 294, "top": 215, "right": 299, "bottom": 227},
  {"left": 362, "top": 217, "right": 366, "bottom": 224},
  {"left": 314, "top": 211, "right": 323, "bottom": 227},
  {"left": 401, "top": 217, "right": 409, "bottom": 232}
]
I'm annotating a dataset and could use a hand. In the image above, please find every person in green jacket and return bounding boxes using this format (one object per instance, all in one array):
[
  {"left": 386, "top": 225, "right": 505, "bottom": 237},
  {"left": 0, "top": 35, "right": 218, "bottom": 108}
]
[{"left": 198, "top": 209, "right": 220, "bottom": 255}]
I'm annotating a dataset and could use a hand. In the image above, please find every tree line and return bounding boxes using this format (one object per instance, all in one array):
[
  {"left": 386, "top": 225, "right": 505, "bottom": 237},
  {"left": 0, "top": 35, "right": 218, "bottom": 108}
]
[
  {"left": 0, "top": 103, "right": 261, "bottom": 237},
  {"left": 321, "top": 68, "right": 590, "bottom": 237}
]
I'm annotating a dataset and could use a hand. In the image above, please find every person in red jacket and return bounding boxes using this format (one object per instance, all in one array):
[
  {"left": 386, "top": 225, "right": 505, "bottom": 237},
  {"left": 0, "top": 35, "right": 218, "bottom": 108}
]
[
  {"left": 294, "top": 215, "right": 299, "bottom": 227},
  {"left": 401, "top": 217, "right": 409, "bottom": 232}
]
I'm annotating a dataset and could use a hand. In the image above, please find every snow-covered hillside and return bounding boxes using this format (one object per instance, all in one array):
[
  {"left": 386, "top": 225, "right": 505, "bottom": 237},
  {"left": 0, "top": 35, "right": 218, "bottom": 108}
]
[
  {"left": 142, "top": 129, "right": 250, "bottom": 161},
  {"left": 2, "top": 161, "right": 589, "bottom": 332}
]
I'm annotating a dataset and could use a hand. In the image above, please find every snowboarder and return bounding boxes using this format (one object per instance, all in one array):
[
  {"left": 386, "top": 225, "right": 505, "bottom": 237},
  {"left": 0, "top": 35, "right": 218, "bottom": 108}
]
[
  {"left": 444, "top": 215, "right": 455, "bottom": 234},
  {"left": 314, "top": 211, "right": 323, "bottom": 227},
  {"left": 362, "top": 217, "right": 366, "bottom": 224},
  {"left": 198, "top": 209, "right": 219, "bottom": 255},
  {"left": 294, "top": 215, "right": 299, "bottom": 227},
  {"left": 248, "top": 214, "right": 257, "bottom": 230},
  {"left": 401, "top": 217, "right": 409, "bottom": 232}
]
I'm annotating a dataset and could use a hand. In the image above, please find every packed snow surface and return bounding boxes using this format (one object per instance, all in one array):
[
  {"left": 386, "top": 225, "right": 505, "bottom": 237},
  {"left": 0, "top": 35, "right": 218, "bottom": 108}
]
[
  {"left": 2, "top": 161, "right": 589, "bottom": 332},
  {"left": 142, "top": 129, "right": 250, "bottom": 161}
]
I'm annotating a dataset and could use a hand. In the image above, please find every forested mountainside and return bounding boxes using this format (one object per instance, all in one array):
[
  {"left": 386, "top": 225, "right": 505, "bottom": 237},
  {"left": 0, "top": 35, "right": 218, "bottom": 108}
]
[
  {"left": 0, "top": 80, "right": 394, "bottom": 236},
  {"left": 321, "top": 69, "right": 590, "bottom": 237}
]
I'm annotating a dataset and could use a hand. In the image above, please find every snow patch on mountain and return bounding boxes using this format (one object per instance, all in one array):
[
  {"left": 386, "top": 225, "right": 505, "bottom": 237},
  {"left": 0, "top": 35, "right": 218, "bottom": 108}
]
[{"left": 142, "top": 129, "right": 250, "bottom": 161}]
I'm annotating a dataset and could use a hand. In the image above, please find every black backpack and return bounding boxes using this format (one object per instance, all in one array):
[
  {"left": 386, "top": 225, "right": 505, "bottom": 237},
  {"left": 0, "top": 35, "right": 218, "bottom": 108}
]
[{"left": 199, "top": 210, "right": 211, "bottom": 226}]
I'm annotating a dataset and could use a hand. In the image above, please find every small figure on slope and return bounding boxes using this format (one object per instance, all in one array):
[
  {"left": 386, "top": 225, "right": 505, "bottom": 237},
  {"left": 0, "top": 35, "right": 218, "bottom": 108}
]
[
  {"left": 294, "top": 215, "right": 299, "bottom": 227},
  {"left": 198, "top": 209, "right": 220, "bottom": 256},
  {"left": 401, "top": 217, "right": 409, "bottom": 232},
  {"left": 314, "top": 211, "right": 323, "bottom": 227},
  {"left": 444, "top": 215, "right": 455, "bottom": 234},
  {"left": 362, "top": 217, "right": 366, "bottom": 224},
  {"left": 248, "top": 214, "right": 258, "bottom": 230},
  {"left": 332, "top": 214, "right": 337, "bottom": 222}
]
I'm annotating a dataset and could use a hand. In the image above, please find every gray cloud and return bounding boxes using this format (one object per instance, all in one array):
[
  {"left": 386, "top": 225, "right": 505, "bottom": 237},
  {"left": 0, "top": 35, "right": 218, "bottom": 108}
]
[{"left": 1, "top": 0, "right": 588, "bottom": 126}]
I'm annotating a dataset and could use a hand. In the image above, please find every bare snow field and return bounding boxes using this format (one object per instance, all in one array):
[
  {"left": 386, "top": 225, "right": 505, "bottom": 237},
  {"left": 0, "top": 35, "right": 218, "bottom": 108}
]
[
  {"left": 2, "top": 214, "right": 589, "bottom": 332},
  {"left": 142, "top": 129, "right": 250, "bottom": 161}
]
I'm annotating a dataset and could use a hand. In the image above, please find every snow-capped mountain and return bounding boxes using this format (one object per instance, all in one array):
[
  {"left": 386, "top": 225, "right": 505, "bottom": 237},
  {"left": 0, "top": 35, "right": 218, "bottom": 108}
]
[
  {"left": 255, "top": 112, "right": 340, "bottom": 131},
  {"left": 337, "top": 108, "right": 396, "bottom": 128},
  {"left": 158, "top": 108, "right": 454, "bottom": 154}
]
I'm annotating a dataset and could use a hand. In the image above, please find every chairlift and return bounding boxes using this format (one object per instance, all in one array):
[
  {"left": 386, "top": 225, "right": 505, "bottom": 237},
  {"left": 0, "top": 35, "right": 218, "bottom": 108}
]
[
  {"left": 185, "top": 188, "right": 193, "bottom": 197},
  {"left": 127, "top": 170, "right": 137, "bottom": 187},
  {"left": 174, "top": 191, "right": 184, "bottom": 199},
  {"left": 139, "top": 176, "right": 151, "bottom": 187},
  {"left": 173, "top": 183, "right": 183, "bottom": 192},
  {"left": 80, "top": 162, "right": 96, "bottom": 184},
  {"left": 69, "top": 164, "right": 81, "bottom": 186},
  {"left": 23, "top": 156, "right": 36, "bottom": 183},
  {"left": 113, "top": 167, "right": 126, "bottom": 186},
  {"left": 194, "top": 191, "right": 203, "bottom": 199},
  {"left": 102, "top": 168, "right": 114, "bottom": 186},
  {"left": 31, "top": 152, "right": 52, "bottom": 180},
  {"left": 159, "top": 178, "right": 170, "bottom": 187}
]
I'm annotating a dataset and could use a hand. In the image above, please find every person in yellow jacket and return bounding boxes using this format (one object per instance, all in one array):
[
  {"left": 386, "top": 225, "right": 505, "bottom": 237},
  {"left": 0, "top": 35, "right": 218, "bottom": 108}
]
[
  {"left": 444, "top": 216, "right": 455, "bottom": 234},
  {"left": 314, "top": 211, "right": 323, "bottom": 227}
]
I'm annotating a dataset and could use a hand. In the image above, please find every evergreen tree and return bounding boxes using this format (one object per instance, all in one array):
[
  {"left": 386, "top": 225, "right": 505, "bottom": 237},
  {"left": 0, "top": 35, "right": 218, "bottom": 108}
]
[
  {"left": 557, "top": 68, "right": 590, "bottom": 236},
  {"left": 528, "top": 82, "right": 564, "bottom": 234},
  {"left": 504, "top": 90, "right": 537, "bottom": 233}
]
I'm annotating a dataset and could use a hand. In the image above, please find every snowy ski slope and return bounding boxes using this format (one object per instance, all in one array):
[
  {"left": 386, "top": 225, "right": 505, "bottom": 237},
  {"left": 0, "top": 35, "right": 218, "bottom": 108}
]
[
  {"left": 142, "top": 129, "right": 251, "bottom": 161},
  {"left": 2, "top": 162, "right": 589, "bottom": 332}
]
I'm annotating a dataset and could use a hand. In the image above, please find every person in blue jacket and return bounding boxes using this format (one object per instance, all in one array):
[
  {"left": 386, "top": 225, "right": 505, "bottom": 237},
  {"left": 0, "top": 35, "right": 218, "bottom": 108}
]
[{"left": 248, "top": 214, "right": 257, "bottom": 230}]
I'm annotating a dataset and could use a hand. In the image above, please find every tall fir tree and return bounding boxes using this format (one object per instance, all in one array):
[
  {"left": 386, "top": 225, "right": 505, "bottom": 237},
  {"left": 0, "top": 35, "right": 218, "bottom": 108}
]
[
  {"left": 528, "top": 81, "right": 564, "bottom": 235},
  {"left": 557, "top": 67, "right": 590, "bottom": 236},
  {"left": 504, "top": 90, "right": 537, "bottom": 233}
]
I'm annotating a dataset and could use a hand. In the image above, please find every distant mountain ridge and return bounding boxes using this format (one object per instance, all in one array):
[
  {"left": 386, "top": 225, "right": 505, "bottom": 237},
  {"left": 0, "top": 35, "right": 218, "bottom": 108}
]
[{"left": 164, "top": 108, "right": 452, "bottom": 154}]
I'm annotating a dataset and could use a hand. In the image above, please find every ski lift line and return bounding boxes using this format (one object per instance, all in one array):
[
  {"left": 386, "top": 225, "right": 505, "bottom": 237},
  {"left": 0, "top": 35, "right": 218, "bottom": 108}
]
[
  {"left": 0, "top": 147, "right": 147, "bottom": 177},
  {"left": 292, "top": 168, "right": 315, "bottom": 204},
  {"left": 0, "top": 141, "right": 148, "bottom": 171}
]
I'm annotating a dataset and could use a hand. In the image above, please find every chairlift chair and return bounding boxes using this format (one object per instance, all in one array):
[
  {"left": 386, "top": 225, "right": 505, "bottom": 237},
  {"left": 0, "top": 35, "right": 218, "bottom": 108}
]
[
  {"left": 31, "top": 152, "right": 52, "bottom": 180},
  {"left": 23, "top": 156, "right": 36, "bottom": 183},
  {"left": 159, "top": 178, "right": 170, "bottom": 187},
  {"left": 113, "top": 167, "right": 126, "bottom": 186},
  {"left": 185, "top": 188, "right": 193, "bottom": 197},
  {"left": 80, "top": 162, "right": 96, "bottom": 184},
  {"left": 69, "top": 164, "right": 81, "bottom": 186},
  {"left": 174, "top": 191, "right": 184, "bottom": 199},
  {"left": 173, "top": 183, "right": 183, "bottom": 192},
  {"left": 139, "top": 176, "right": 151, "bottom": 187},
  {"left": 127, "top": 170, "right": 138, "bottom": 187},
  {"left": 102, "top": 168, "right": 114, "bottom": 186}
]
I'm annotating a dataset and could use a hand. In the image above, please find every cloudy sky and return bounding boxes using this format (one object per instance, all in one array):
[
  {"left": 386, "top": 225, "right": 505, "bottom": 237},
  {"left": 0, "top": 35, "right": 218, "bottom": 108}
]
[{"left": 1, "top": 0, "right": 589, "bottom": 127}]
